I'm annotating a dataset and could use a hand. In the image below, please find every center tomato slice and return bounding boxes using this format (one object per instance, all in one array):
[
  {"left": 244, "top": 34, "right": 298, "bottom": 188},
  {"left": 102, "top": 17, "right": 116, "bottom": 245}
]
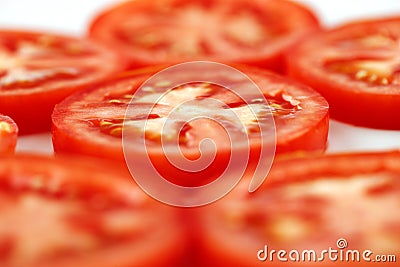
[
  {"left": 88, "top": 0, "right": 320, "bottom": 72},
  {"left": 195, "top": 151, "right": 400, "bottom": 267},
  {"left": 0, "top": 114, "right": 18, "bottom": 156},
  {"left": 0, "top": 30, "right": 125, "bottom": 134},
  {"left": 52, "top": 66, "right": 329, "bottom": 187},
  {"left": 0, "top": 155, "right": 186, "bottom": 267}
]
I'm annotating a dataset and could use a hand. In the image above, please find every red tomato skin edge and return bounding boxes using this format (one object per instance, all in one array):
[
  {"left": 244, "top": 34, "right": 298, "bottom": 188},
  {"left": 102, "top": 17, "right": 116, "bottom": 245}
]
[
  {"left": 277, "top": 111, "right": 329, "bottom": 154},
  {"left": 287, "top": 63, "right": 400, "bottom": 129},
  {"left": 1, "top": 90, "right": 74, "bottom": 135},
  {"left": 52, "top": 111, "right": 329, "bottom": 176},
  {"left": 52, "top": 121, "right": 124, "bottom": 162},
  {"left": 262, "top": 150, "right": 400, "bottom": 186},
  {"left": 0, "top": 114, "right": 18, "bottom": 155},
  {"left": 1, "top": 76, "right": 126, "bottom": 135}
]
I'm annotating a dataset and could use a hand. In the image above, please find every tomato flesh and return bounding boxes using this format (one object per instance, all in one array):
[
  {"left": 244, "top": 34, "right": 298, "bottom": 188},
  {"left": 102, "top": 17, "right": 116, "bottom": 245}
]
[
  {"left": 0, "top": 114, "right": 18, "bottom": 155},
  {"left": 287, "top": 17, "right": 400, "bottom": 129},
  {"left": 0, "top": 155, "right": 186, "bottom": 267},
  {"left": 0, "top": 30, "right": 124, "bottom": 134},
  {"left": 195, "top": 152, "right": 400, "bottom": 267},
  {"left": 88, "top": 0, "right": 320, "bottom": 72},
  {"left": 52, "top": 66, "right": 329, "bottom": 186}
]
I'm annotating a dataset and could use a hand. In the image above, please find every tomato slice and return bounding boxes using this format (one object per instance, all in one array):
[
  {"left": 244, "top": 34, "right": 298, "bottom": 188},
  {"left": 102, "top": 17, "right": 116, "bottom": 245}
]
[
  {"left": 0, "top": 154, "right": 187, "bottom": 267},
  {"left": 52, "top": 65, "right": 329, "bottom": 186},
  {"left": 195, "top": 151, "right": 400, "bottom": 267},
  {"left": 0, "top": 114, "right": 18, "bottom": 155},
  {"left": 287, "top": 17, "right": 400, "bottom": 129},
  {"left": 0, "top": 30, "right": 125, "bottom": 134},
  {"left": 88, "top": 0, "right": 320, "bottom": 72}
]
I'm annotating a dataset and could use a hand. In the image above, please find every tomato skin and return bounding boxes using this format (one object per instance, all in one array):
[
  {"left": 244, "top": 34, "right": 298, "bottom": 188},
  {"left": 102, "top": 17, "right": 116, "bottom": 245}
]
[
  {"left": 243, "top": 67, "right": 329, "bottom": 154},
  {"left": 52, "top": 65, "right": 329, "bottom": 179},
  {"left": 1, "top": 87, "right": 71, "bottom": 135},
  {"left": 0, "top": 114, "right": 18, "bottom": 155},
  {"left": 0, "top": 154, "right": 188, "bottom": 267},
  {"left": 88, "top": 0, "right": 320, "bottom": 73},
  {"left": 286, "top": 17, "right": 400, "bottom": 129},
  {"left": 273, "top": 93, "right": 329, "bottom": 155},
  {"left": 194, "top": 151, "right": 400, "bottom": 267},
  {"left": 0, "top": 30, "right": 125, "bottom": 134},
  {"left": 52, "top": 120, "right": 124, "bottom": 162}
]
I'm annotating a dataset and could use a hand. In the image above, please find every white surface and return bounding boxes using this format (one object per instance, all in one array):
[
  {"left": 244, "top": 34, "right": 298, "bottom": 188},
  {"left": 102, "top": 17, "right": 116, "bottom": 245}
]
[{"left": 0, "top": 0, "right": 399, "bottom": 155}]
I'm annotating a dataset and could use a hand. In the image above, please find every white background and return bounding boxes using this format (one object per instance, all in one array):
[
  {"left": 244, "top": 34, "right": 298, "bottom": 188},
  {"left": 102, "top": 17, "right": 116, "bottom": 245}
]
[{"left": 0, "top": 0, "right": 399, "bottom": 155}]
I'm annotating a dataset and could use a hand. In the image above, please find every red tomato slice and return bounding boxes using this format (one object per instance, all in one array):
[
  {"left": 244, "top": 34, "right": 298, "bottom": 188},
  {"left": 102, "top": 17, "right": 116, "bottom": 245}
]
[
  {"left": 88, "top": 0, "right": 320, "bottom": 72},
  {"left": 287, "top": 17, "right": 400, "bottom": 129},
  {"left": 0, "top": 154, "right": 187, "bottom": 267},
  {"left": 0, "top": 30, "right": 125, "bottom": 134},
  {"left": 52, "top": 65, "right": 329, "bottom": 186},
  {"left": 0, "top": 114, "right": 18, "bottom": 155},
  {"left": 195, "top": 151, "right": 400, "bottom": 267}
]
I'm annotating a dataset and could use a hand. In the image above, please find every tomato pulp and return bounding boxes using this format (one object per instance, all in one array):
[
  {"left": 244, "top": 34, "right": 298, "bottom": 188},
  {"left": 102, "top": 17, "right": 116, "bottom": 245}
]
[
  {"left": 0, "top": 154, "right": 187, "bottom": 267},
  {"left": 0, "top": 114, "right": 18, "bottom": 155},
  {"left": 195, "top": 151, "right": 400, "bottom": 267},
  {"left": 88, "top": 0, "right": 320, "bottom": 72},
  {"left": 52, "top": 65, "right": 329, "bottom": 187},
  {"left": 0, "top": 30, "right": 125, "bottom": 134},
  {"left": 287, "top": 17, "right": 400, "bottom": 129}
]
